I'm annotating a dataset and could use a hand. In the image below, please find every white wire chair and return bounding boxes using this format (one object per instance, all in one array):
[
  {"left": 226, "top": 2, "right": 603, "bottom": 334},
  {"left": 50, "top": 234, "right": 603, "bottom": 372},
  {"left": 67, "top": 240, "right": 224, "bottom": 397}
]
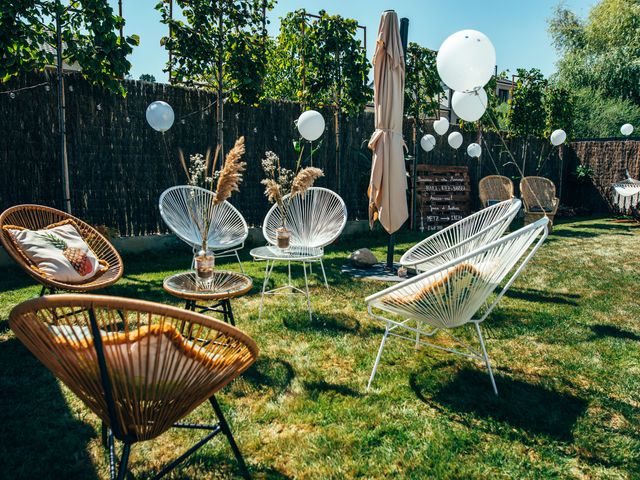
[
  {"left": 366, "top": 216, "right": 549, "bottom": 395},
  {"left": 159, "top": 186, "right": 249, "bottom": 272},
  {"left": 400, "top": 198, "right": 521, "bottom": 273},
  {"left": 262, "top": 187, "right": 347, "bottom": 287}
]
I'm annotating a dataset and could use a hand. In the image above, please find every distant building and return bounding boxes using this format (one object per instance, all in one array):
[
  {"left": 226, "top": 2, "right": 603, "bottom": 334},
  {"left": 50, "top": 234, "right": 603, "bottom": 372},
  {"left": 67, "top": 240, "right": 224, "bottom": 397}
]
[{"left": 40, "top": 43, "right": 82, "bottom": 72}]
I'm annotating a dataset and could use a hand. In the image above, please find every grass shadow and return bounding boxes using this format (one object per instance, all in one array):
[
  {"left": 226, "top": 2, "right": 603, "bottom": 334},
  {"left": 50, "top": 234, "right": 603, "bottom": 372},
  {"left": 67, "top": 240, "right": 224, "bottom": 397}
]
[
  {"left": 410, "top": 364, "right": 588, "bottom": 442},
  {"left": 504, "top": 287, "right": 580, "bottom": 306},
  {"left": 590, "top": 324, "right": 640, "bottom": 342},
  {"left": 228, "top": 357, "right": 295, "bottom": 397},
  {"left": 304, "top": 380, "right": 362, "bottom": 399},
  {"left": 284, "top": 311, "right": 361, "bottom": 335},
  {"left": 0, "top": 337, "right": 99, "bottom": 479}
]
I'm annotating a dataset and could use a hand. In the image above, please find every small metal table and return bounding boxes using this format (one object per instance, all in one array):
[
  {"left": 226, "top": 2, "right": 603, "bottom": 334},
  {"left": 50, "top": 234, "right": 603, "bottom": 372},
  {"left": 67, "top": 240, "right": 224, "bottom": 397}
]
[
  {"left": 249, "top": 245, "right": 324, "bottom": 320},
  {"left": 163, "top": 270, "right": 252, "bottom": 326}
]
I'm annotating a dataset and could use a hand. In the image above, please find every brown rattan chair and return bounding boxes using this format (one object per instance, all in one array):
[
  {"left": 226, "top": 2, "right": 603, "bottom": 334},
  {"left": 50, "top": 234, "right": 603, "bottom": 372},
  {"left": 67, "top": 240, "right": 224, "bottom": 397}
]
[
  {"left": 479, "top": 175, "right": 514, "bottom": 207},
  {"left": 9, "top": 294, "right": 259, "bottom": 479},
  {"left": 0, "top": 205, "right": 123, "bottom": 294},
  {"left": 520, "top": 176, "right": 559, "bottom": 230}
]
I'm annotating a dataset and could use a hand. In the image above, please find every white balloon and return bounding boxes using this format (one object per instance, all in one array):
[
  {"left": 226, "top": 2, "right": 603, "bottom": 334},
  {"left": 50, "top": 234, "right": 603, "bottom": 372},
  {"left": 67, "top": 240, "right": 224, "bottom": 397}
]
[
  {"left": 436, "top": 30, "right": 496, "bottom": 92},
  {"left": 297, "top": 110, "right": 325, "bottom": 141},
  {"left": 448, "top": 131, "right": 463, "bottom": 149},
  {"left": 452, "top": 88, "right": 488, "bottom": 122},
  {"left": 621, "top": 123, "right": 634, "bottom": 136},
  {"left": 433, "top": 117, "right": 450, "bottom": 136},
  {"left": 420, "top": 134, "right": 436, "bottom": 152},
  {"left": 146, "top": 101, "right": 174, "bottom": 132},
  {"left": 467, "top": 143, "right": 482, "bottom": 158},
  {"left": 550, "top": 129, "right": 567, "bottom": 146}
]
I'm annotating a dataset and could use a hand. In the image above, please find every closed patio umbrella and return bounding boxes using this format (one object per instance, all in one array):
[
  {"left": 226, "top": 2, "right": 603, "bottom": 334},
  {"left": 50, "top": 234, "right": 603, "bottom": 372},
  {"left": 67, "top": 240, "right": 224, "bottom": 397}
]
[{"left": 368, "top": 10, "right": 408, "bottom": 237}]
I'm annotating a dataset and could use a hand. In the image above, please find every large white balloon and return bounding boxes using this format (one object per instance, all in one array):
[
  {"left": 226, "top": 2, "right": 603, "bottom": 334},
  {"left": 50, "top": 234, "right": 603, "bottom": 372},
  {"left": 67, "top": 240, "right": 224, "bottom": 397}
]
[
  {"left": 467, "top": 143, "right": 482, "bottom": 158},
  {"left": 146, "top": 101, "right": 174, "bottom": 133},
  {"left": 452, "top": 88, "right": 488, "bottom": 122},
  {"left": 297, "top": 110, "right": 325, "bottom": 141},
  {"left": 433, "top": 117, "right": 450, "bottom": 136},
  {"left": 621, "top": 123, "right": 634, "bottom": 136},
  {"left": 448, "top": 131, "right": 463, "bottom": 149},
  {"left": 436, "top": 30, "right": 496, "bottom": 92},
  {"left": 420, "top": 134, "right": 436, "bottom": 152},
  {"left": 550, "top": 129, "right": 567, "bottom": 146}
]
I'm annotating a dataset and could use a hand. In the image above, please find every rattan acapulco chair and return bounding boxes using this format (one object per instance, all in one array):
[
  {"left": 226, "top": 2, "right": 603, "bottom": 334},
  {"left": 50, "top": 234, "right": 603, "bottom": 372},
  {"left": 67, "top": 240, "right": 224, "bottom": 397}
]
[
  {"left": 262, "top": 187, "right": 347, "bottom": 288},
  {"left": 478, "top": 175, "right": 514, "bottom": 207},
  {"left": 9, "top": 294, "right": 258, "bottom": 480},
  {"left": 520, "top": 176, "right": 559, "bottom": 231},
  {"left": 367, "top": 217, "right": 549, "bottom": 395},
  {"left": 400, "top": 198, "right": 521, "bottom": 274},
  {"left": 159, "top": 186, "right": 249, "bottom": 272},
  {"left": 0, "top": 205, "right": 123, "bottom": 295}
]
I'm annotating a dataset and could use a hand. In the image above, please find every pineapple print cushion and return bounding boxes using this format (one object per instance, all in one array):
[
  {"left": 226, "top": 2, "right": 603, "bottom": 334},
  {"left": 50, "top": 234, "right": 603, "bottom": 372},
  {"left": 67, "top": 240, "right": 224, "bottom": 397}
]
[{"left": 5, "top": 221, "right": 108, "bottom": 283}]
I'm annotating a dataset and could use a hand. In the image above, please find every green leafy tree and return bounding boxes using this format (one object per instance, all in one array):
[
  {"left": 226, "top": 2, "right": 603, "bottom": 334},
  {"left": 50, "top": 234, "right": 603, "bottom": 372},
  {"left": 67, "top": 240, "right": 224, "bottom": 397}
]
[
  {"left": 507, "top": 68, "right": 548, "bottom": 138},
  {"left": 549, "top": 0, "right": 640, "bottom": 104},
  {"left": 404, "top": 42, "right": 442, "bottom": 122},
  {"left": 139, "top": 73, "right": 156, "bottom": 82},
  {"left": 544, "top": 85, "right": 574, "bottom": 139},
  {"left": 0, "top": 0, "right": 139, "bottom": 94},
  {"left": 572, "top": 88, "right": 640, "bottom": 137},
  {"left": 157, "top": 0, "right": 274, "bottom": 157}
]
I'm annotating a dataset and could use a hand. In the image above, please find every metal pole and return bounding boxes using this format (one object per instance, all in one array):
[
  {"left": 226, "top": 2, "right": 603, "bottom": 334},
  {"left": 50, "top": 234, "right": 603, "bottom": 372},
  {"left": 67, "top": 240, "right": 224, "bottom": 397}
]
[{"left": 56, "top": 5, "right": 71, "bottom": 213}]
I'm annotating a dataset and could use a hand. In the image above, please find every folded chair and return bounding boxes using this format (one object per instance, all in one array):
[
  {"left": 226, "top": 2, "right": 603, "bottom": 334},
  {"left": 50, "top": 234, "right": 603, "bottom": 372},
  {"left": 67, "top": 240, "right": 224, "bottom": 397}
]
[
  {"left": 262, "top": 187, "right": 347, "bottom": 288},
  {"left": 400, "top": 198, "right": 521, "bottom": 273},
  {"left": 0, "top": 205, "right": 123, "bottom": 295},
  {"left": 367, "top": 217, "right": 549, "bottom": 395},
  {"left": 9, "top": 294, "right": 258, "bottom": 479},
  {"left": 479, "top": 175, "right": 514, "bottom": 207},
  {"left": 159, "top": 186, "right": 249, "bottom": 272},
  {"left": 520, "top": 176, "right": 559, "bottom": 230}
]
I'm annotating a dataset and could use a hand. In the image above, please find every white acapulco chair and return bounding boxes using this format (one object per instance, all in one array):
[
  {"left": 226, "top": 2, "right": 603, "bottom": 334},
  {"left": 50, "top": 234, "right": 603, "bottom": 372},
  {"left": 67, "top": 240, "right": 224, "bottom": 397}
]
[
  {"left": 159, "top": 186, "right": 249, "bottom": 272},
  {"left": 366, "top": 216, "right": 549, "bottom": 395},
  {"left": 262, "top": 187, "right": 348, "bottom": 288},
  {"left": 400, "top": 197, "right": 522, "bottom": 273}
]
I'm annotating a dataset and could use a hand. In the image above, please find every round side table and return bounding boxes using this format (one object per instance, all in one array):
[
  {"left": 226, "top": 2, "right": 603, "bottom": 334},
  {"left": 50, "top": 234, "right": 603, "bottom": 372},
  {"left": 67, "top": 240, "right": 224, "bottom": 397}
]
[{"left": 163, "top": 270, "right": 252, "bottom": 326}]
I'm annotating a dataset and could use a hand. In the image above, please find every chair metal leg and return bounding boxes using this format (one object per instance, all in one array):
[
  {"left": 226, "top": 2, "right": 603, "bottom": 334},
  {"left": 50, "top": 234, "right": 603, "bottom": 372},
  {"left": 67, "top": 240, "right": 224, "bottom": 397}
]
[
  {"left": 475, "top": 323, "right": 498, "bottom": 396},
  {"left": 367, "top": 325, "right": 390, "bottom": 391},
  {"left": 415, "top": 320, "right": 421, "bottom": 349},
  {"left": 234, "top": 250, "right": 245, "bottom": 274},
  {"left": 117, "top": 443, "right": 131, "bottom": 480},
  {"left": 302, "top": 261, "right": 312, "bottom": 321},
  {"left": 319, "top": 258, "right": 329, "bottom": 289},
  {"left": 209, "top": 397, "right": 251, "bottom": 480}
]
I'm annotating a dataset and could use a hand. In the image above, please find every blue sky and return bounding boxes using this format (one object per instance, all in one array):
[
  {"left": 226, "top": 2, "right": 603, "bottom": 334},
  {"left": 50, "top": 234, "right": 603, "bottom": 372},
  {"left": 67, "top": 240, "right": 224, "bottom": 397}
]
[{"left": 113, "top": 0, "right": 596, "bottom": 83}]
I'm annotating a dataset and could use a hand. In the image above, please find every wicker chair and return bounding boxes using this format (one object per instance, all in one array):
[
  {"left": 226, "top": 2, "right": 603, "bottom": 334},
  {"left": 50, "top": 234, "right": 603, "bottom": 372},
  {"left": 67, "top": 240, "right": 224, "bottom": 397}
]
[
  {"left": 478, "top": 175, "right": 514, "bottom": 207},
  {"left": 400, "top": 198, "right": 521, "bottom": 273},
  {"left": 367, "top": 217, "right": 549, "bottom": 395},
  {"left": 0, "top": 205, "right": 123, "bottom": 295},
  {"left": 262, "top": 187, "right": 347, "bottom": 288},
  {"left": 9, "top": 294, "right": 258, "bottom": 479},
  {"left": 520, "top": 176, "right": 559, "bottom": 230},
  {"left": 159, "top": 186, "right": 249, "bottom": 272}
]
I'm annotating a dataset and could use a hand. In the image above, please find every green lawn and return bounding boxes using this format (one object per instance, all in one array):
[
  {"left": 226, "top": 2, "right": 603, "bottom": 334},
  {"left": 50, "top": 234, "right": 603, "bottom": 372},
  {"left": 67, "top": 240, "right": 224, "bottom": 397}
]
[{"left": 1, "top": 217, "right": 639, "bottom": 479}]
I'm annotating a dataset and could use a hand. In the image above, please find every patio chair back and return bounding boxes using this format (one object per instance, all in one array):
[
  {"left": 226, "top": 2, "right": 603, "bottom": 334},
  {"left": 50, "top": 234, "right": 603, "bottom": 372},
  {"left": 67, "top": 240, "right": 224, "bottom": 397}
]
[
  {"left": 159, "top": 185, "right": 248, "bottom": 252},
  {"left": 0, "top": 204, "right": 123, "bottom": 292},
  {"left": 479, "top": 175, "right": 514, "bottom": 207},
  {"left": 9, "top": 294, "right": 258, "bottom": 443},
  {"left": 370, "top": 216, "right": 549, "bottom": 329},
  {"left": 262, "top": 187, "right": 347, "bottom": 249},
  {"left": 400, "top": 197, "right": 521, "bottom": 272},
  {"left": 520, "top": 176, "right": 558, "bottom": 213}
]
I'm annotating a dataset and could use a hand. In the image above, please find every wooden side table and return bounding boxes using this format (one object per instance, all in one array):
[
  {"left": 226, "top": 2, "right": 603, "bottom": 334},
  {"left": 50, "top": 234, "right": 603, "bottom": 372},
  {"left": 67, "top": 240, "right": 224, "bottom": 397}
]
[{"left": 163, "top": 270, "right": 252, "bottom": 326}]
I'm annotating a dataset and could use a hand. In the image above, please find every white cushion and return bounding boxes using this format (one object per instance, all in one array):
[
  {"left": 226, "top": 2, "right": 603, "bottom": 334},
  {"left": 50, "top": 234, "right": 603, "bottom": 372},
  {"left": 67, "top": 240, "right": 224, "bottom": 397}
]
[{"left": 6, "top": 223, "right": 105, "bottom": 283}]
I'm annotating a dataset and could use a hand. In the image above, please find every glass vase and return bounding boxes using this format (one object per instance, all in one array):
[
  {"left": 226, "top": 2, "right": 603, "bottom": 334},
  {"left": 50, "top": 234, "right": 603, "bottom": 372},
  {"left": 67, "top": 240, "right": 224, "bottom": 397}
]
[
  {"left": 276, "top": 227, "right": 291, "bottom": 250},
  {"left": 194, "top": 249, "right": 215, "bottom": 286}
]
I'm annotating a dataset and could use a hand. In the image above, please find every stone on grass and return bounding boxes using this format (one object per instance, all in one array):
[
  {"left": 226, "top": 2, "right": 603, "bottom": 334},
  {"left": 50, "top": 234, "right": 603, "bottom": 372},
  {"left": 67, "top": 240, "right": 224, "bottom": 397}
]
[{"left": 349, "top": 248, "right": 378, "bottom": 268}]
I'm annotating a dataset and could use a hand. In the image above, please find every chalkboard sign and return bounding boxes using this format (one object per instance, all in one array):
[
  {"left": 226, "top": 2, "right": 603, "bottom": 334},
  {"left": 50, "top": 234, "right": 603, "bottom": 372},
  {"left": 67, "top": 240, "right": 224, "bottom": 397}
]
[{"left": 412, "top": 165, "right": 471, "bottom": 231}]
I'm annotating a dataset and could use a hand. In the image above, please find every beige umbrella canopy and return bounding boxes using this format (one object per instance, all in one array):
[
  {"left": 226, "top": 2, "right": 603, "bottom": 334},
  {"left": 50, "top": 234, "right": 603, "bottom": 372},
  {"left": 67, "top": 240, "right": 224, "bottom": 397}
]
[{"left": 368, "top": 10, "right": 408, "bottom": 234}]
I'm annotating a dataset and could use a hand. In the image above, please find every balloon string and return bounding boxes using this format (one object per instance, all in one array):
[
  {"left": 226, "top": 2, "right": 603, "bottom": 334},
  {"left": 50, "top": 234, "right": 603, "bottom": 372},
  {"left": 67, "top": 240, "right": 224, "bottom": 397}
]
[{"left": 162, "top": 133, "right": 178, "bottom": 184}]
